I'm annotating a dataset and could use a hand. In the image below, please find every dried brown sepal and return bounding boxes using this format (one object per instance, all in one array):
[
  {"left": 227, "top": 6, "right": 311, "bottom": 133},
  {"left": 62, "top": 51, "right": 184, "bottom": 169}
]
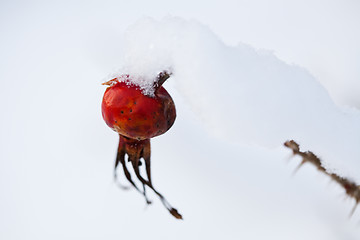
[
  {"left": 169, "top": 208, "right": 183, "bottom": 220},
  {"left": 102, "top": 78, "right": 119, "bottom": 86},
  {"left": 154, "top": 71, "right": 171, "bottom": 92},
  {"left": 114, "top": 134, "right": 182, "bottom": 219},
  {"left": 284, "top": 140, "right": 360, "bottom": 216}
]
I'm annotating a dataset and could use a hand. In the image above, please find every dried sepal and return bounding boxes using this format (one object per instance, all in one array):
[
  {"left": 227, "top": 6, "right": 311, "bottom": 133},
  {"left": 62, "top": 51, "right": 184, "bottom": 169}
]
[
  {"left": 154, "top": 71, "right": 171, "bottom": 91},
  {"left": 114, "top": 135, "right": 182, "bottom": 219}
]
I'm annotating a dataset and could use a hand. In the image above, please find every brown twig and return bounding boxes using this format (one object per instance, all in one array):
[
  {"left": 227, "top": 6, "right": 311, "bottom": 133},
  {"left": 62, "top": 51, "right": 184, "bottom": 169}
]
[{"left": 284, "top": 140, "right": 360, "bottom": 216}]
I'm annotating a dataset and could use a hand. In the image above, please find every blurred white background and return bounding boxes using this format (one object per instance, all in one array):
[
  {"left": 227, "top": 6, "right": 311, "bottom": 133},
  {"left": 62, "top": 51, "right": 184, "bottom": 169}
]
[{"left": 1, "top": 0, "right": 360, "bottom": 239}]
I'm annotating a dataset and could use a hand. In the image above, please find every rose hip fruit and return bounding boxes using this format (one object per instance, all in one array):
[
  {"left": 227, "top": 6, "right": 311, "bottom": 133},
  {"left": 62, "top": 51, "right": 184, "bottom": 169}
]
[{"left": 101, "top": 71, "right": 182, "bottom": 219}]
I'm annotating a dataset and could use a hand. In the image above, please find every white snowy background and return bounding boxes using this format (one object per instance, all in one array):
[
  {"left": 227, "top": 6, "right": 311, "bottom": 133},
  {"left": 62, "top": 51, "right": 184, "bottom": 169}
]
[{"left": 1, "top": 0, "right": 360, "bottom": 239}]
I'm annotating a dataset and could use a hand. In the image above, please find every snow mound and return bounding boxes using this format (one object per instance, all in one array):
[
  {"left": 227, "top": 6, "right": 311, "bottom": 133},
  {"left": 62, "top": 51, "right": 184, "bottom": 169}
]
[{"left": 116, "top": 17, "right": 360, "bottom": 181}]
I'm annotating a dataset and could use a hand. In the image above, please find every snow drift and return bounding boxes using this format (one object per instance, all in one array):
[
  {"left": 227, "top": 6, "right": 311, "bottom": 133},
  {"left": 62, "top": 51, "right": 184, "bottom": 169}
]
[{"left": 113, "top": 17, "right": 360, "bottom": 182}]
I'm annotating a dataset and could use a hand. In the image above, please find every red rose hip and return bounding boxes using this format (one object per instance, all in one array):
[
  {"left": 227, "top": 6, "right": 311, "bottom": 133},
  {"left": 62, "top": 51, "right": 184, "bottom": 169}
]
[
  {"left": 102, "top": 75, "right": 176, "bottom": 140},
  {"left": 101, "top": 71, "right": 182, "bottom": 219}
]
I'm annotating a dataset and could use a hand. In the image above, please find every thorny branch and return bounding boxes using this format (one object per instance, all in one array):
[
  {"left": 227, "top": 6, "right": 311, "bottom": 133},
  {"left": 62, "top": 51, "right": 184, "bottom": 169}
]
[{"left": 284, "top": 140, "right": 360, "bottom": 216}]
